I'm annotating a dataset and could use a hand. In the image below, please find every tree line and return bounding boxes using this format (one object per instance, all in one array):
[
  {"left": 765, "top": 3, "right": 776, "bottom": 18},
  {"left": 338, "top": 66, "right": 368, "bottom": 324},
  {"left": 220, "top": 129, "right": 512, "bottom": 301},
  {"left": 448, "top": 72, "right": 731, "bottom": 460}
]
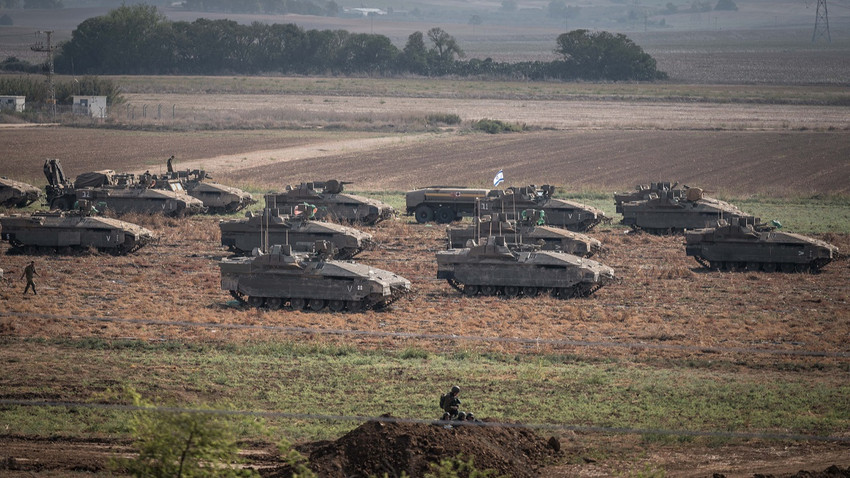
[{"left": 49, "top": 5, "right": 665, "bottom": 81}]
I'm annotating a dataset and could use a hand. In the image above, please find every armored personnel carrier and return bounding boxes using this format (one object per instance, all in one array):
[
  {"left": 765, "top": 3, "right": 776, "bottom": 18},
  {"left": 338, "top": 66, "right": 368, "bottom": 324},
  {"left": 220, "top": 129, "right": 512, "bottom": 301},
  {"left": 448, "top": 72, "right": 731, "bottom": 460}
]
[
  {"left": 219, "top": 201, "right": 372, "bottom": 259},
  {"left": 685, "top": 218, "right": 839, "bottom": 273},
  {"left": 614, "top": 181, "right": 679, "bottom": 213},
  {"left": 482, "top": 185, "right": 607, "bottom": 232},
  {"left": 265, "top": 180, "right": 394, "bottom": 225},
  {"left": 153, "top": 166, "right": 255, "bottom": 213},
  {"left": 0, "top": 210, "right": 154, "bottom": 254},
  {"left": 43, "top": 159, "right": 205, "bottom": 217},
  {"left": 220, "top": 241, "right": 411, "bottom": 312},
  {"left": 446, "top": 211, "right": 601, "bottom": 257},
  {"left": 406, "top": 184, "right": 607, "bottom": 231},
  {"left": 436, "top": 236, "right": 614, "bottom": 299},
  {"left": 620, "top": 187, "right": 752, "bottom": 233},
  {"left": 0, "top": 177, "right": 41, "bottom": 208}
]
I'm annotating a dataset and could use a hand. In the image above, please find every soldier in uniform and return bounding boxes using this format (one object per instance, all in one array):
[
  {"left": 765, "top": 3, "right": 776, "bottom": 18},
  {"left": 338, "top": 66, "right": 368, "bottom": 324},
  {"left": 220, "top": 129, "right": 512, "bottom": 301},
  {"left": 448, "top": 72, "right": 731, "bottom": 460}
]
[
  {"left": 440, "top": 385, "right": 462, "bottom": 420},
  {"left": 167, "top": 155, "right": 175, "bottom": 174},
  {"left": 21, "top": 260, "right": 39, "bottom": 295}
]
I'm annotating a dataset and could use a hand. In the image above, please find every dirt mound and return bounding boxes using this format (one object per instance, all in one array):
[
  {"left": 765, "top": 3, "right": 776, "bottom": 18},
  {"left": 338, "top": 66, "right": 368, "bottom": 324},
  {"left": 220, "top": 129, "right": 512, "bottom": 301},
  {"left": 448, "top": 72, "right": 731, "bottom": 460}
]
[
  {"left": 267, "top": 415, "right": 561, "bottom": 478},
  {"left": 750, "top": 465, "right": 850, "bottom": 478}
]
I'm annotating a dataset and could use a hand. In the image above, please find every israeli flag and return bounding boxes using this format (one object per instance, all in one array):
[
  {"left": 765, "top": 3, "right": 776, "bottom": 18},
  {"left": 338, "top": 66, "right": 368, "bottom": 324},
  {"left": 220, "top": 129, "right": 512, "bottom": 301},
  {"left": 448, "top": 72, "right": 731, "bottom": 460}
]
[{"left": 493, "top": 169, "right": 504, "bottom": 187}]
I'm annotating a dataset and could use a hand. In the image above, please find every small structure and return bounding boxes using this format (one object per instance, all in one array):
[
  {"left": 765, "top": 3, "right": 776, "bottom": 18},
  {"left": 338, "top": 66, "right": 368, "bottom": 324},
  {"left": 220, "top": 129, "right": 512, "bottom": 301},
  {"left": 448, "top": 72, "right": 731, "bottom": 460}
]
[
  {"left": 0, "top": 96, "right": 25, "bottom": 112},
  {"left": 72, "top": 95, "right": 107, "bottom": 118}
]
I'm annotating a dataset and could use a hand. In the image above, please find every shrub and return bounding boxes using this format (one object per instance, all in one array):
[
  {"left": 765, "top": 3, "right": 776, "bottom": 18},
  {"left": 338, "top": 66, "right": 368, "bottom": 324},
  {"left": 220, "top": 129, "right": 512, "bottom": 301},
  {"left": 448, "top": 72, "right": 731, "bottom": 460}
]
[{"left": 471, "top": 118, "right": 525, "bottom": 134}]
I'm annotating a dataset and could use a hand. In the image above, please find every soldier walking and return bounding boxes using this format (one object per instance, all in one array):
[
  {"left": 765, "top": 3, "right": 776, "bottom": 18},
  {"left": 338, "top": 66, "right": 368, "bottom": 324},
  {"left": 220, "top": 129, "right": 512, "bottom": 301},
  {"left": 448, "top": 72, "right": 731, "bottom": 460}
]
[{"left": 21, "top": 261, "right": 39, "bottom": 295}]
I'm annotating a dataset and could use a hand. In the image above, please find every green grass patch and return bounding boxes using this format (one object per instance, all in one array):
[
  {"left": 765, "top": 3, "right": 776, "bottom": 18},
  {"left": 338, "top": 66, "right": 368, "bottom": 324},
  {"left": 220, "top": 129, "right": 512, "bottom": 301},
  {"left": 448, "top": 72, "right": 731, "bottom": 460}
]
[{"left": 2, "top": 338, "right": 847, "bottom": 444}]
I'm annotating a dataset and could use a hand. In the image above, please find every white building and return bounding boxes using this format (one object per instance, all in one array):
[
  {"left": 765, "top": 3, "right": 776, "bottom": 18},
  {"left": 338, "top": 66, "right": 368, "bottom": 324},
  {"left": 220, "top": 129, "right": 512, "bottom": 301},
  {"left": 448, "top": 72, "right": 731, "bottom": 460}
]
[
  {"left": 72, "top": 95, "right": 108, "bottom": 118},
  {"left": 0, "top": 96, "right": 26, "bottom": 112}
]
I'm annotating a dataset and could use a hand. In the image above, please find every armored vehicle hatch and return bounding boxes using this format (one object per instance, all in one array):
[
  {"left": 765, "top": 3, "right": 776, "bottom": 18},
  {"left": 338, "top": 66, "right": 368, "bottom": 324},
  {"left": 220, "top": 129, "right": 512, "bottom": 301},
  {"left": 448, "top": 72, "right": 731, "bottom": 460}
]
[
  {"left": 447, "top": 211, "right": 601, "bottom": 257},
  {"left": 219, "top": 202, "right": 372, "bottom": 259},
  {"left": 482, "top": 185, "right": 607, "bottom": 232},
  {"left": 265, "top": 180, "right": 394, "bottom": 225},
  {"left": 620, "top": 187, "right": 752, "bottom": 233},
  {"left": 0, "top": 177, "right": 41, "bottom": 208},
  {"left": 220, "top": 241, "right": 410, "bottom": 312},
  {"left": 685, "top": 218, "right": 838, "bottom": 273},
  {"left": 1, "top": 210, "right": 154, "bottom": 254},
  {"left": 436, "top": 236, "right": 614, "bottom": 299}
]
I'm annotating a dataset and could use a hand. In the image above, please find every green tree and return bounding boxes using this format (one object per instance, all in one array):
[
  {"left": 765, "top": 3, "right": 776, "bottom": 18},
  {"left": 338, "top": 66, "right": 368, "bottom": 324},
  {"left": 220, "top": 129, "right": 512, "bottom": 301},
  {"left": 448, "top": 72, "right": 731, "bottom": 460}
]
[
  {"left": 427, "top": 27, "right": 464, "bottom": 65},
  {"left": 554, "top": 29, "right": 666, "bottom": 80},
  {"left": 118, "top": 390, "right": 258, "bottom": 478},
  {"left": 399, "top": 31, "right": 430, "bottom": 75}
]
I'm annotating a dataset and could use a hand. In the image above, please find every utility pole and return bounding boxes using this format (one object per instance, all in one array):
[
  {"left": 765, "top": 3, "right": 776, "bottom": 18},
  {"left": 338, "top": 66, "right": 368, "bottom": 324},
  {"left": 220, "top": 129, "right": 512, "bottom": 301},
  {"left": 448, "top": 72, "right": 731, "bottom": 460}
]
[
  {"left": 31, "top": 30, "right": 56, "bottom": 118},
  {"left": 812, "top": 0, "right": 830, "bottom": 43}
]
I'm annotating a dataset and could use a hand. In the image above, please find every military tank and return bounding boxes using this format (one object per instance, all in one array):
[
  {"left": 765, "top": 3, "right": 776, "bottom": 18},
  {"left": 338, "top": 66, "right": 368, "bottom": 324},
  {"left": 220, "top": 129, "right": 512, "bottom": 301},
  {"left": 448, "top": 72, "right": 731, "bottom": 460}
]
[
  {"left": 43, "top": 159, "right": 205, "bottom": 217},
  {"left": 614, "top": 181, "right": 679, "bottom": 213},
  {"left": 220, "top": 241, "right": 411, "bottom": 312},
  {"left": 153, "top": 167, "right": 255, "bottom": 213},
  {"left": 620, "top": 187, "right": 752, "bottom": 233},
  {"left": 0, "top": 210, "right": 154, "bottom": 254},
  {"left": 482, "top": 185, "right": 607, "bottom": 232},
  {"left": 446, "top": 210, "right": 601, "bottom": 257},
  {"left": 0, "top": 177, "right": 41, "bottom": 208},
  {"left": 685, "top": 218, "right": 839, "bottom": 273},
  {"left": 265, "top": 180, "right": 394, "bottom": 225},
  {"left": 219, "top": 201, "right": 372, "bottom": 259},
  {"left": 436, "top": 236, "right": 615, "bottom": 299}
]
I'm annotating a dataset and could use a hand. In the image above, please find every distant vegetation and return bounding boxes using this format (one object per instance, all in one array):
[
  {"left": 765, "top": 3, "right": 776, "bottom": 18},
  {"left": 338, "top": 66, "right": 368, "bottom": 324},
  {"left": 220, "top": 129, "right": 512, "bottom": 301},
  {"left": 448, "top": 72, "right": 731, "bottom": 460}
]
[{"left": 46, "top": 5, "right": 666, "bottom": 81}]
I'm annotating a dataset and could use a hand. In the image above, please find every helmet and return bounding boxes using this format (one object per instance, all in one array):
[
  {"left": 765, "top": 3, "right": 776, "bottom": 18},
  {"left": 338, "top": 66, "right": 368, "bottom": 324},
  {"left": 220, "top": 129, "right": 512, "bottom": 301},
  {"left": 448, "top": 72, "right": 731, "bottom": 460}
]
[
  {"left": 451, "top": 385, "right": 460, "bottom": 394},
  {"left": 465, "top": 413, "right": 475, "bottom": 421},
  {"left": 456, "top": 412, "right": 466, "bottom": 421}
]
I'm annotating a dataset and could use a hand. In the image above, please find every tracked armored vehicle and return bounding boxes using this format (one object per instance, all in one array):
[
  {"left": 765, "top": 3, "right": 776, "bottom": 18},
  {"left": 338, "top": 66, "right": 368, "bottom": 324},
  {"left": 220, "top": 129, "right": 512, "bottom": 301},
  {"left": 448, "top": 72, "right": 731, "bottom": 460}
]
[
  {"left": 154, "top": 167, "right": 255, "bottom": 213},
  {"left": 436, "top": 236, "right": 614, "bottom": 299},
  {"left": 482, "top": 185, "right": 607, "bottom": 232},
  {"left": 1, "top": 210, "right": 154, "bottom": 254},
  {"left": 220, "top": 241, "right": 410, "bottom": 312},
  {"left": 620, "top": 187, "right": 752, "bottom": 233},
  {"left": 614, "top": 181, "right": 679, "bottom": 213},
  {"left": 43, "top": 159, "right": 205, "bottom": 217},
  {"left": 219, "top": 202, "right": 372, "bottom": 259},
  {"left": 406, "top": 184, "right": 607, "bottom": 231},
  {"left": 265, "top": 180, "right": 394, "bottom": 225},
  {"left": 685, "top": 218, "right": 839, "bottom": 273},
  {"left": 0, "top": 177, "right": 41, "bottom": 208},
  {"left": 446, "top": 211, "right": 601, "bottom": 257}
]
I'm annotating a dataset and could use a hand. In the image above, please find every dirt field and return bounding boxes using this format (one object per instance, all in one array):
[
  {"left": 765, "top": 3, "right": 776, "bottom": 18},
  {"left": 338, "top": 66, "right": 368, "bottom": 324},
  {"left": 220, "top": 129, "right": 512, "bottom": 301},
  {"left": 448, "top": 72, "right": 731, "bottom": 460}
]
[
  {"left": 2, "top": 88, "right": 849, "bottom": 475},
  {"left": 3, "top": 123, "right": 850, "bottom": 197}
]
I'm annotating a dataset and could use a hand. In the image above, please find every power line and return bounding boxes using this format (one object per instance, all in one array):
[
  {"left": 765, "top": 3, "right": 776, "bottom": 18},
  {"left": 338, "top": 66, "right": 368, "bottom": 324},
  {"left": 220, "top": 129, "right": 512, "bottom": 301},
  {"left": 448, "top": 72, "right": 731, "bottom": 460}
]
[
  {"left": 2, "top": 311, "right": 848, "bottom": 359},
  {"left": 1, "top": 399, "right": 848, "bottom": 443}
]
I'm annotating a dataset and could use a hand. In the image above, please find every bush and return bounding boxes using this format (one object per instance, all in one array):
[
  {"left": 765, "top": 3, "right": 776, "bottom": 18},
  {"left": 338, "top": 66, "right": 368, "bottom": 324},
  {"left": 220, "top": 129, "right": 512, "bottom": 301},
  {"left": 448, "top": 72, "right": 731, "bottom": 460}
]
[
  {"left": 472, "top": 118, "right": 525, "bottom": 134},
  {"left": 427, "top": 113, "right": 462, "bottom": 125}
]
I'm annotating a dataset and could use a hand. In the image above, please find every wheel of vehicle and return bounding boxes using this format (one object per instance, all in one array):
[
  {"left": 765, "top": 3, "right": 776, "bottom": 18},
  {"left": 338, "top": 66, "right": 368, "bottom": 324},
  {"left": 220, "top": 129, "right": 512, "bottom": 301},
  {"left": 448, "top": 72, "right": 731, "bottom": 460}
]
[
  {"left": 290, "top": 298, "right": 306, "bottom": 310},
  {"left": 328, "top": 299, "right": 345, "bottom": 312},
  {"left": 504, "top": 286, "right": 520, "bottom": 297},
  {"left": 762, "top": 262, "right": 777, "bottom": 272},
  {"left": 522, "top": 286, "right": 538, "bottom": 297},
  {"left": 308, "top": 299, "right": 326, "bottom": 311},
  {"left": 414, "top": 205, "right": 434, "bottom": 223},
  {"left": 781, "top": 263, "right": 795, "bottom": 273},
  {"left": 481, "top": 285, "right": 497, "bottom": 296},
  {"left": 435, "top": 207, "right": 456, "bottom": 224},
  {"left": 794, "top": 263, "right": 808, "bottom": 273},
  {"left": 746, "top": 262, "right": 760, "bottom": 272},
  {"left": 463, "top": 285, "right": 479, "bottom": 297},
  {"left": 266, "top": 297, "right": 283, "bottom": 310},
  {"left": 247, "top": 296, "right": 265, "bottom": 308},
  {"left": 346, "top": 300, "right": 363, "bottom": 312}
]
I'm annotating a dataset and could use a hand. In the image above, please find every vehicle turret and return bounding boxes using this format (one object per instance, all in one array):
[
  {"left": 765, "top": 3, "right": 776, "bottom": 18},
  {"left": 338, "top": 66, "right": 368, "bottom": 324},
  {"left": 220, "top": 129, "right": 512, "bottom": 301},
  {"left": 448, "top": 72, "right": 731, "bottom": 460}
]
[{"left": 620, "top": 186, "right": 752, "bottom": 233}]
